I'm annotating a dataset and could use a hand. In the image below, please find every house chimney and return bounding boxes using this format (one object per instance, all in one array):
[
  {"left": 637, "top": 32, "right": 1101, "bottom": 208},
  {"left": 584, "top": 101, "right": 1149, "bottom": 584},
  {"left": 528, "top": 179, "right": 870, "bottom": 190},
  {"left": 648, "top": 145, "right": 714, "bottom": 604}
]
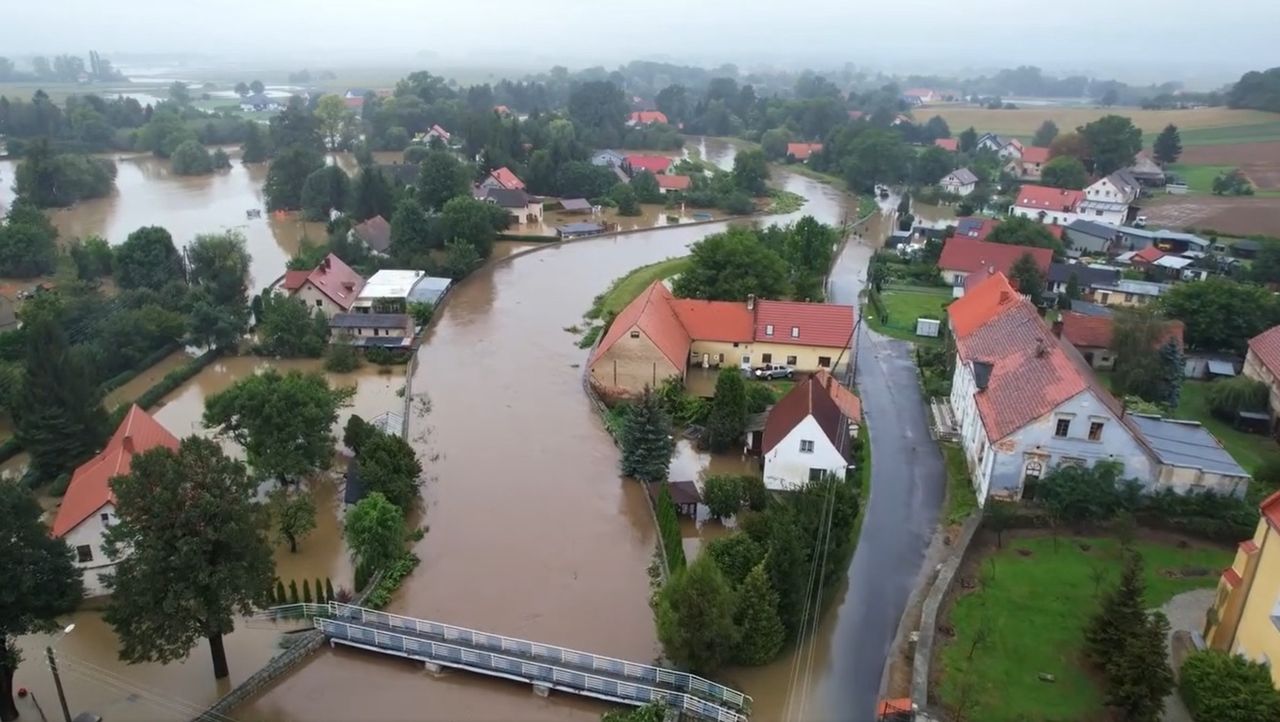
[
  {"left": 1035, "top": 337, "right": 1049, "bottom": 358},
  {"left": 746, "top": 294, "right": 756, "bottom": 311},
  {"left": 1051, "top": 320, "right": 1064, "bottom": 338},
  {"left": 322, "top": 256, "right": 331, "bottom": 272},
  {"left": 998, "top": 290, "right": 1011, "bottom": 304},
  {"left": 122, "top": 435, "right": 134, "bottom": 454}
]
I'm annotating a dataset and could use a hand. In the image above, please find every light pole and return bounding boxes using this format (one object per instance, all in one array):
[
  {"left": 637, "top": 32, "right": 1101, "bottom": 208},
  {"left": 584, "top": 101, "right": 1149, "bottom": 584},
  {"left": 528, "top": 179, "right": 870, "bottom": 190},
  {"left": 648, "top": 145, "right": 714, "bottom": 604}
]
[{"left": 47, "top": 623, "right": 75, "bottom": 722}]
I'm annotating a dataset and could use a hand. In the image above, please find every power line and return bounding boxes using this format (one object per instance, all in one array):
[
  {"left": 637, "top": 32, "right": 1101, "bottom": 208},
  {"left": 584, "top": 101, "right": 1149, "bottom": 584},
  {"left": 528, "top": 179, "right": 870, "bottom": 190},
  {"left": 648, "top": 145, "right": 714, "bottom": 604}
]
[{"left": 47, "top": 651, "right": 241, "bottom": 722}]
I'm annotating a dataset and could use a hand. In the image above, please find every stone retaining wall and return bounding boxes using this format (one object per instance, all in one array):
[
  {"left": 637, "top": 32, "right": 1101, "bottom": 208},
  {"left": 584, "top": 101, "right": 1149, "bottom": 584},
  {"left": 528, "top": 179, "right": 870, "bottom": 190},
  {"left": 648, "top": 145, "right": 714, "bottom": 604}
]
[{"left": 911, "top": 511, "right": 982, "bottom": 710}]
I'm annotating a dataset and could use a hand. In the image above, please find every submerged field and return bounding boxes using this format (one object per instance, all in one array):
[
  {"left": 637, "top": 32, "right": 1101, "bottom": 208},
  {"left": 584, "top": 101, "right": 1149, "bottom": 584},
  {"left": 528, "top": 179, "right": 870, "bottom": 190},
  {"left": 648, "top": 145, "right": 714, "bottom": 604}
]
[{"left": 924, "top": 105, "right": 1280, "bottom": 144}]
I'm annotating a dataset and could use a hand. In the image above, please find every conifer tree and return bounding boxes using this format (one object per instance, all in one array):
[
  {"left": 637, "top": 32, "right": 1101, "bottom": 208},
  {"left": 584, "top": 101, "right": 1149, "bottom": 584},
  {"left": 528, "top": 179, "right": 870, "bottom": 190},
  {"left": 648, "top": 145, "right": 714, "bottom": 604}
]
[
  {"left": 288, "top": 580, "right": 300, "bottom": 604},
  {"left": 314, "top": 577, "right": 325, "bottom": 604},
  {"left": 705, "top": 368, "right": 747, "bottom": 452},
  {"left": 1085, "top": 551, "right": 1147, "bottom": 668},
  {"left": 275, "top": 579, "right": 286, "bottom": 606},
  {"left": 620, "top": 386, "right": 674, "bottom": 483},
  {"left": 655, "top": 555, "right": 739, "bottom": 674},
  {"left": 734, "top": 559, "right": 786, "bottom": 665},
  {"left": 302, "top": 578, "right": 312, "bottom": 604},
  {"left": 325, "top": 578, "right": 336, "bottom": 605}
]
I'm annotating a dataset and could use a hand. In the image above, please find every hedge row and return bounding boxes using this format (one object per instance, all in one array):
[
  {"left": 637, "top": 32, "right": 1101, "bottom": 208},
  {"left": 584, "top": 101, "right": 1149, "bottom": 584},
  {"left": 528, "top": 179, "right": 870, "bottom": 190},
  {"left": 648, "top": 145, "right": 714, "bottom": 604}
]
[
  {"left": 108, "top": 348, "right": 223, "bottom": 427},
  {"left": 100, "top": 342, "right": 183, "bottom": 397},
  {"left": 655, "top": 483, "right": 686, "bottom": 573},
  {"left": 362, "top": 553, "right": 421, "bottom": 609}
]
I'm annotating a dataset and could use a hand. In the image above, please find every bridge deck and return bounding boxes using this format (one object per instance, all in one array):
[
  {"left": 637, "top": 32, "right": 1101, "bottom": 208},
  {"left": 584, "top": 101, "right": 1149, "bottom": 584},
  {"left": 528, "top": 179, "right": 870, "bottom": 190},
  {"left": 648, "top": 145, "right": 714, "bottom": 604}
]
[{"left": 308, "top": 603, "right": 751, "bottom": 721}]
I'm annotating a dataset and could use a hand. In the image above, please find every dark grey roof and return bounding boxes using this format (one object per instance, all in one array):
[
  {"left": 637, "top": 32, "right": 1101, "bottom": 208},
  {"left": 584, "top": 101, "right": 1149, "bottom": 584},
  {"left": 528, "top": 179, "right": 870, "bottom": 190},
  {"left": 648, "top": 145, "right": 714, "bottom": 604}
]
[
  {"left": 560, "top": 198, "right": 592, "bottom": 211},
  {"left": 1047, "top": 262, "right": 1121, "bottom": 287},
  {"left": 331, "top": 312, "right": 410, "bottom": 329},
  {"left": 1232, "top": 239, "right": 1262, "bottom": 252},
  {"left": 484, "top": 187, "right": 531, "bottom": 208},
  {"left": 1127, "top": 415, "right": 1250, "bottom": 478},
  {"left": 558, "top": 222, "right": 605, "bottom": 234},
  {"left": 1069, "top": 300, "right": 1114, "bottom": 318},
  {"left": 1065, "top": 219, "right": 1120, "bottom": 240},
  {"left": 352, "top": 215, "right": 391, "bottom": 252},
  {"left": 955, "top": 217, "right": 986, "bottom": 236},
  {"left": 1108, "top": 169, "right": 1141, "bottom": 195},
  {"left": 945, "top": 168, "right": 979, "bottom": 185}
]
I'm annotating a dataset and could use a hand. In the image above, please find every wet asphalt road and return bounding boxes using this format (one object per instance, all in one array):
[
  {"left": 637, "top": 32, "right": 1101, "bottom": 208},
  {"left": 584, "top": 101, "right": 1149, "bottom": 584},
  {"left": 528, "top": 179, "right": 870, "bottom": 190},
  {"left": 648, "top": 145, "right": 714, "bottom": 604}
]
[{"left": 814, "top": 237, "right": 946, "bottom": 721}]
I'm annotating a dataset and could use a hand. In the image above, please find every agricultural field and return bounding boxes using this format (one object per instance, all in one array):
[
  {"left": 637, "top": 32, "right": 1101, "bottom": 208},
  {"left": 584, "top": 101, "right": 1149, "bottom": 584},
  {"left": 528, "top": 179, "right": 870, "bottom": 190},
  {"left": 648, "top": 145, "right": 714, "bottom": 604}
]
[
  {"left": 1142, "top": 194, "right": 1280, "bottom": 237},
  {"left": 924, "top": 105, "right": 1280, "bottom": 145}
]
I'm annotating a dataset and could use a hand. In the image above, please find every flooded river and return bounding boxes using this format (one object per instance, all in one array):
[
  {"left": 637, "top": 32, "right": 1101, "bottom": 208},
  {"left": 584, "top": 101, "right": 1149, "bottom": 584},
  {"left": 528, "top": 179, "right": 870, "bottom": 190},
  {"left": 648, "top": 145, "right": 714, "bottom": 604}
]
[{"left": 239, "top": 138, "right": 892, "bottom": 722}]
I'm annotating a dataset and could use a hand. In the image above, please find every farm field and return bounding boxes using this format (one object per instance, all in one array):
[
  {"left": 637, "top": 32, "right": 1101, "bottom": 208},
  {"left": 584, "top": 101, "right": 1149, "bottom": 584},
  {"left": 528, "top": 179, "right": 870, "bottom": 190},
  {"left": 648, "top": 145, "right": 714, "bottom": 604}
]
[
  {"left": 924, "top": 105, "right": 1280, "bottom": 144},
  {"left": 1142, "top": 194, "right": 1280, "bottom": 237}
]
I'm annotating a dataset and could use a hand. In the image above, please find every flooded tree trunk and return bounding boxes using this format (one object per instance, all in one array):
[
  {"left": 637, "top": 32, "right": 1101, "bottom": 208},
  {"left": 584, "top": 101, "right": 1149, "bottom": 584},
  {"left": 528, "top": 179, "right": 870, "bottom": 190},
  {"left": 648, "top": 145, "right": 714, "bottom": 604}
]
[
  {"left": 207, "top": 632, "right": 229, "bottom": 679},
  {"left": 0, "top": 662, "right": 17, "bottom": 722},
  {"left": 287, "top": 532, "right": 298, "bottom": 553}
]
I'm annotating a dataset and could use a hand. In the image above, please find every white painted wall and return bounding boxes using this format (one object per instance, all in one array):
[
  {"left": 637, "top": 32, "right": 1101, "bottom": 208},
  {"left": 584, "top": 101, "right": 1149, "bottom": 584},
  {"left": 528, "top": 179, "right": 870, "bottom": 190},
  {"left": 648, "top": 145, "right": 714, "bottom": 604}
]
[
  {"left": 762, "top": 415, "right": 848, "bottom": 491},
  {"left": 62, "top": 502, "right": 118, "bottom": 597},
  {"left": 1012, "top": 205, "right": 1077, "bottom": 227}
]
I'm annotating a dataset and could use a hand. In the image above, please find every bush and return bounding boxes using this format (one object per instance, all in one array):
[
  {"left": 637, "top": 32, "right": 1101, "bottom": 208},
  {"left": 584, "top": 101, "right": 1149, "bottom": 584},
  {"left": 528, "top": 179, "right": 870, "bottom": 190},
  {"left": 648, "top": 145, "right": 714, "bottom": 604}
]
[
  {"left": 1207, "top": 376, "right": 1269, "bottom": 420},
  {"left": 324, "top": 342, "right": 362, "bottom": 372},
  {"left": 1180, "top": 648, "right": 1280, "bottom": 722},
  {"left": 170, "top": 140, "right": 213, "bottom": 175},
  {"left": 703, "top": 475, "right": 745, "bottom": 520},
  {"left": 745, "top": 383, "right": 779, "bottom": 413},
  {"left": 656, "top": 483, "right": 686, "bottom": 572},
  {"left": 275, "top": 579, "right": 286, "bottom": 606},
  {"left": 362, "top": 553, "right": 421, "bottom": 609}
]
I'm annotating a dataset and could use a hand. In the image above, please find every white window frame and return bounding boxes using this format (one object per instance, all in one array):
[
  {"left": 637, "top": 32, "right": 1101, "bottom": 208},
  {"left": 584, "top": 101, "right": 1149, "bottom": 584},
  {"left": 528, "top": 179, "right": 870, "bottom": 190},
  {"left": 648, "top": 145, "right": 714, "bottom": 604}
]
[{"left": 799, "top": 439, "right": 815, "bottom": 454}]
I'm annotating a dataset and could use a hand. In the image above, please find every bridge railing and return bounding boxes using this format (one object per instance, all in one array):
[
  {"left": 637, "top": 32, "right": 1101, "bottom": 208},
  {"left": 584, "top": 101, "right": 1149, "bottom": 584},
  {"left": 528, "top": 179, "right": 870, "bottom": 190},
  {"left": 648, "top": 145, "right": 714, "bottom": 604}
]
[
  {"left": 324, "top": 602, "right": 751, "bottom": 713},
  {"left": 316, "top": 618, "right": 744, "bottom": 722}
]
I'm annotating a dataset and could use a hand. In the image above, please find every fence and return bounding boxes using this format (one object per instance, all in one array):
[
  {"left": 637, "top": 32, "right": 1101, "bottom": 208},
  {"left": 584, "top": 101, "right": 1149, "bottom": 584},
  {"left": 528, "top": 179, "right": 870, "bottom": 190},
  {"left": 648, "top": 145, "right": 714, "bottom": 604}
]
[{"left": 910, "top": 511, "right": 982, "bottom": 710}]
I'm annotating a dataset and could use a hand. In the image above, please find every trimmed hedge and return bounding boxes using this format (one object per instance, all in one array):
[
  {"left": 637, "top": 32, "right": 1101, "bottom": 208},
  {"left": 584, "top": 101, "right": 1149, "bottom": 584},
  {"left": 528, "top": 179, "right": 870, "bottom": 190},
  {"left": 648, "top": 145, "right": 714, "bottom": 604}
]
[
  {"left": 108, "top": 348, "right": 223, "bottom": 427},
  {"left": 656, "top": 482, "right": 686, "bottom": 573},
  {"left": 100, "top": 342, "right": 183, "bottom": 396},
  {"left": 362, "top": 553, "right": 420, "bottom": 609}
]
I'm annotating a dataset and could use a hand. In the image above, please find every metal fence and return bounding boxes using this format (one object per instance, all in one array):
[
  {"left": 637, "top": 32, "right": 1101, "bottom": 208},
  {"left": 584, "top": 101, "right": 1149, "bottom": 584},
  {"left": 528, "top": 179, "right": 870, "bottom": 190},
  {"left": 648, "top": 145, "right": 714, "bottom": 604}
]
[
  {"left": 325, "top": 603, "right": 751, "bottom": 712},
  {"left": 316, "top": 617, "right": 745, "bottom": 722}
]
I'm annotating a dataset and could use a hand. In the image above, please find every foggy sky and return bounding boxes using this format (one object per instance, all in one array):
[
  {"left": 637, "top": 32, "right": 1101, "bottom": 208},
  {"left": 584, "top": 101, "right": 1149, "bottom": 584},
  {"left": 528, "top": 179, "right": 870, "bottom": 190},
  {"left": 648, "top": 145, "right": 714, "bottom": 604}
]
[{"left": 8, "top": 0, "right": 1277, "bottom": 85}]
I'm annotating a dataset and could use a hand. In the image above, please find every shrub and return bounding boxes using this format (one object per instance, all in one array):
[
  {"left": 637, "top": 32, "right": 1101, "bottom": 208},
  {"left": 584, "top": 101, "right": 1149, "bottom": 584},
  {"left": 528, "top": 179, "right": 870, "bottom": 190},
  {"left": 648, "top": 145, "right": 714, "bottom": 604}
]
[
  {"left": 362, "top": 553, "right": 421, "bottom": 609},
  {"left": 324, "top": 341, "right": 362, "bottom": 372},
  {"left": 1207, "top": 377, "right": 1269, "bottom": 420},
  {"left": 288, "top": 579, "right": 300, "bottom": 604},
  {"left": 302, "top": 578, "right": 313, "bottom": 604},
  {"left": 275, "top": 579, "right": 286, "bottom": 606},
  {"left": 1180, "top": 648, "right": 1280, "bottom": 722},
  {"left": 703, "top": 475, "right": 745, "bottom": 519},
  {"left": 745, "top": 383, "right": 778, "bottom": 413},
  {"left": 656, "top": 483, "right": 686, "bottom": 572}
]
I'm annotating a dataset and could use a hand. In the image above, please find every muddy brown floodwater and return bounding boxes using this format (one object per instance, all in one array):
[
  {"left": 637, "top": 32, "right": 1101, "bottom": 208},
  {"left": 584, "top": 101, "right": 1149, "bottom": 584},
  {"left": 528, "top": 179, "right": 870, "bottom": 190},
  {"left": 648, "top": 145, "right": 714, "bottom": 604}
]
[{"left": 239, "top": 138, "right": 882, "bottom": 722}]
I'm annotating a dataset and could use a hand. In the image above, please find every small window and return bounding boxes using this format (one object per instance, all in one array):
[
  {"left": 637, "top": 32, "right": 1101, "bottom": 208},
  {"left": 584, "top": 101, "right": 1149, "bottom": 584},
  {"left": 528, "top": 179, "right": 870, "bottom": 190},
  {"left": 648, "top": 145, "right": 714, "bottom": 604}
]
[
  {"left": 1124, "top": 293, "right": 1134, "bottom": 303},
  {"left": 808, "top": 468, "right": 825, "bottom": 483},
  {"left": 1054, "top": 418, "right": 1071, "bottom": 437},
  {"left": 100, "top": 512, "right": 110, "bottom": 523},
  {"left": 765, "top": 324, "right": 774, "bottom": 336},
  {"left": 791, "top": 327, "right": 800, "bottom": 338},
  {"left": 799, "top": 440, "right": 815, "bottom": 453},
  {"left": 76, "top": 545, "right": 93, "bottom": 563},
  {"left": 629, "top": 330, "right": 640, "bottom": 339},
  {"left": 762, "top": 353, "right": 773, "bottom": 363},
  {"left": 1088, "top": 421, "right": 1104, "bottom": 441},
  {"left": 786, "top": 355, "right": 798, "bottom": 365},
  {"left": 315, "top": 299, "right": 323, "bottom": 307},
  {"left": 818, "top": 356, "right": 832, "bottom": 368},
  {"left": 1024, "top": 460, "right": 1044, "bottom": 480}
]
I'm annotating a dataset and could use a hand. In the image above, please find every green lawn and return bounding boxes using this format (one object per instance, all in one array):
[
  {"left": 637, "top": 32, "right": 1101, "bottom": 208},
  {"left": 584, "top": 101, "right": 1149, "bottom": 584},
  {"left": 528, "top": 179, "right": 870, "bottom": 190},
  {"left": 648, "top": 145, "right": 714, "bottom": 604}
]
[
  {"left": 868, "top": 287, "right": 951, "bottom": 343},
  {"left": 1168, "top": 121, "right": 1280, "bottom": 147},
  {"left": 937, "top": 536, "right": 1231, "bottom": 721},
  {"left": 1173, "top": 380, "right": 1280, "bottom": 476},
  {"left": 586, "top": 257, "right": 691, "bottom": 320},
  {"left": 1165, "top": 163, "right": 1235, "bottom": 193},
  {"left": 942, "top": 443, "right": 978, "bottom": 525}
]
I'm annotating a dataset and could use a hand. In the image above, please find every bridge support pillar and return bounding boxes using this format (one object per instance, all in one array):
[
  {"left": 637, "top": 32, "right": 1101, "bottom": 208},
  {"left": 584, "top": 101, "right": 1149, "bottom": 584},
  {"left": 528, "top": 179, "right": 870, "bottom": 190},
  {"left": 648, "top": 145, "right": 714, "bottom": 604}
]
[
  {"left": 532, "top": 683, "right": 551, "bottom": 698},
  {"left": 423, "top": 661, "right": 443, "bottom": 675}
]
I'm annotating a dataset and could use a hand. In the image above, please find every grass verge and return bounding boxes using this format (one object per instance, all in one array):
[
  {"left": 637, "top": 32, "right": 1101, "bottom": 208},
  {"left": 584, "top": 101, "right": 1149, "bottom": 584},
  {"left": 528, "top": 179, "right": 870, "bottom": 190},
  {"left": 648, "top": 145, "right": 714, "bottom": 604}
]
[
  {"left": 1173, "top": 380, "right": 1280, "bottom": 477},
  {"left": 937, "top": 535, "right": 1231, "bottom": 721},
  {"left": 1165, "top": 163, "right": 1235, "bottom": 193},
  {"left": 586, "top": 256, "right": 691, "bottom": 321},
  {"left": 941, "top": 443, "right": 978, "bottom": 526},
  {"left": 865, "top": 288, "right": 949, "bottom": 344}
]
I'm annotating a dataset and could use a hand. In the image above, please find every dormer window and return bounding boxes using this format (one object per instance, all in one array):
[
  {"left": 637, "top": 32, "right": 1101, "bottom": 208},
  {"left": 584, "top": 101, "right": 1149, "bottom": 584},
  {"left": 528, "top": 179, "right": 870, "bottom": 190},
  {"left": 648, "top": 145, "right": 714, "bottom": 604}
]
[
  {"left": 791, "top": 327, "right": 799, "bottom": 338},
  {"left": 765, "top": 324, "right": 774, "bottom": 336}
]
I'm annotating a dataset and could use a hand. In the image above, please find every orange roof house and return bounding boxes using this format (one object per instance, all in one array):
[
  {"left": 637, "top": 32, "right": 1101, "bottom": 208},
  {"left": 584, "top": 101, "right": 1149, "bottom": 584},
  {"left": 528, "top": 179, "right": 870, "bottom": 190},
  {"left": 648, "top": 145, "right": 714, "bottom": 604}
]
[
  {"left": 628, "top": 110, "right": 669, "bottom": 125},
  {"left": 934, "top": 138, "right": 958, "bottom": 152},
  {"left": 786, "top": 143, "right": 823, "bottom": 161},
  {"left": 278, "top": 253, "right": 366, "bottom": 316},
  {"left": 483, "top": 166, "right": 525, "bottom": 191},
  {"left": 625, "top": 155, "right": 672, "bottom": 176},
  {"left": 1057, "top": 312, "right": 1184, "bottom": 370},
  {"left": 656, "top": 174, "right": 692, "bottom": 192},
  {"left": 937, "top": 237, "right": 1053, "bottom": 287}
]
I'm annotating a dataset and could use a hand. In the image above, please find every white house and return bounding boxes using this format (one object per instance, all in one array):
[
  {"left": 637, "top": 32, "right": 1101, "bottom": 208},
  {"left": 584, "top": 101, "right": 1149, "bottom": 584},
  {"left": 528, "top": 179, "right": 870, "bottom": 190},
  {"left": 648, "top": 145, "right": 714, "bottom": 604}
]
[
  {"left": 759, "top": 372, "right": 860, "bottom": 491},
  {"left": 976, "top": 134, "right": 1023, "bottom": 160},
  {"left": 1011, "top": 184, "right": 1084, "bottom": 226},
  {"left": 276, "top": 253, "right": 366, "bottom": 319},
  {"left": 1079, "top": 170, "right": 1140, "bottom": 225},
  {"left": 940, "top": 168, "right": 979, "bottom": 196},
  {"left": 51, "top": 406, "right": 180, "bottom": 596}
]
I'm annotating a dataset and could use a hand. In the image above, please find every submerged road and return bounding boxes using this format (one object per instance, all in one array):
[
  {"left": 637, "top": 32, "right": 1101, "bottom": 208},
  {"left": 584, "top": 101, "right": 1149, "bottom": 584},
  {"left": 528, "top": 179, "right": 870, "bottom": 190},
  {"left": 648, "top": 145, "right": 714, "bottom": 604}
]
[{"left": 813, "top": 213, "right": 946, "bottom": 721}]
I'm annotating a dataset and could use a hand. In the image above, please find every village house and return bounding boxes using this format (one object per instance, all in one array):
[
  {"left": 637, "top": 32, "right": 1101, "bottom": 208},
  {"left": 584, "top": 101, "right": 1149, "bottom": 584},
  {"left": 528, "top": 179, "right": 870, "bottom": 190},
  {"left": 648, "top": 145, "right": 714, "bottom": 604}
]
[
  {"left": 480, "top": 166, "right": 525, "bottom": 191},
  {"left": 1092, "top": 278, "right": 1169, "bottom": 307},
  {"left": 1244, "top": 325, "right": 1280, "bottom": 433},
  {"left": 976, "top": 133, "right": 1023, "bottom": 160},
  {"left": 351, "top": 269, "right": 450, "bottom": 313},
  {"left": 756, "top": 371, "right": 862, "bottom": 491},
  {"left": 1112, "top": 226, "right": 1211, "bottom": 255},
  {"left": 557, "top": 222, "right": 607, "bottom": 239},
  {"left": 1079, "top": 170, "right": 1141, "bottom": 225},
  {"left": 937, "top": 236, "right": 1053, "bottom": 289},
  {"left": 1046, "top": 262, "right": 1121, "bottom": 301},
  {"left": 901, "top": 88, "right": 937, "bottom": 105},
  {"left": 1054, "top": 311, "right": 1184, "bottom": 370},
  {"left": 53, "top": 406, "right": 180, "bottom": 596},
  {"left": 786, "top": 143, "right": 823, "bottom": 162},
  {"left": 934, "top": 138, "right": 958, "bottom": 152},
  {"left": 1063, "top": 219, "right": 1120, "bottom": 255},
  {"left": 591, "top": 149, "right": 627, "bottom": 168},
  {"left": 627, "top": 110, "right": 669, "bottom": 126},
  {"left": 277, "top": 253, "right": 365, "bottom": 318},
  {"left": 1011, "top": 185, "right": 1084, "bottom": 226},
  {"left": 953, "top": 217, "right": 1000, "bottom": 242},
  {"left": 1006, "top": 146, "right": 1051, "bottom": 181},
  {"left": 349, "top": 215, "right": 391, "bottom": 257},
  {"left": 656, "top": 175, "right": 692, "bottom": 194},
  {"left": 239, "top": 93, "right": 280, "bottom": 112},
  {"left": 624, "top": 154, "right": 672, "bottom": 176},
  {"left": 479, "top": 187, "right": 544, "bottom": 224},
  {"left": 588, "top": 282, "right": 856, "bottom": 398},
  {"left": 1126, "top": 153, "right": 1167, "bottom": 187},
  {"left": 1203, "top": 492, "right": 1280, "bottom": 674},
  {"left": 939, "top": 168, "right": 979, "bottom": 196},
  {"left": 412, "top": 124, "right": 451, "bottom": 145},
  {"left": 330, "top": 313, "right": 415, "bottom": 348}
]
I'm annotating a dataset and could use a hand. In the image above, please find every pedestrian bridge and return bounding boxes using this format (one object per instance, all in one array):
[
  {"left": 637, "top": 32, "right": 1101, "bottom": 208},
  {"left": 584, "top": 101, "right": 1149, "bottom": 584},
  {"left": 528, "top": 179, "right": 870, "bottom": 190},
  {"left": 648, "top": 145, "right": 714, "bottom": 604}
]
[{"left": 273, "top": 602, "right": 751, "bottom": 721}]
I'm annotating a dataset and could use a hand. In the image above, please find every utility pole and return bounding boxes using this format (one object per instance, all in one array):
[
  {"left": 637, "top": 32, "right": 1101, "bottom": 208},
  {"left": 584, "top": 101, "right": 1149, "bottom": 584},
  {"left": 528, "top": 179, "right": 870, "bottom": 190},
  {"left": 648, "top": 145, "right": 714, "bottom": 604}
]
[{"left": 46, "top": 646, "right": 71, "bottom": 722}]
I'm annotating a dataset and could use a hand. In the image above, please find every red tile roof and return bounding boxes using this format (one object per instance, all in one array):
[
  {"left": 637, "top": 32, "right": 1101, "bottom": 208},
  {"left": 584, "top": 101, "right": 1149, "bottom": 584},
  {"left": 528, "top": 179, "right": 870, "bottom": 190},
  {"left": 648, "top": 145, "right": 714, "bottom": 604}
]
[
  {"left": 493, "top": 105, "right": 511, "bottom": 116},
  {"left": 813, "top": 369, "right": 862, "bottom": 423},
  {"left": 786, "top": 142, "right": 823, "bottom": 161},
  {"left": 590, "top": 282, "right": 691, "bottom": 371},
  {"left": 1021, "top": 146, "right": 1051, "bottom": 164},
  {"left": 52, "top": 406, "right": 179, "bottom": 538},
  {"left": 762, "top": 374, "right": 848, "bottom": 456},
  {"left": 488, "top": 166, "right": 525, "bottom": 190},
  {"left": 1249, "top": 325, "right": 1280, "bottom": 380},
  {"left": 301, "top": 253, "right": 365, "bottom": 310},
  {"left": 656, "top": 174, "right": 692, "bottom": 191},
  {"left": 847, "top": 110, "right": 865, "bottom": 121},
  {"left": 948, "top": 272, "right": 1021, "bottom": 337},
  {"left": 754, "top": 300, "right": 856, "bottom": 349},
  {"left": 668, "top": 300, "right": 753, "bottom": 343},
  {"left": 343, "top": 96, "right": 364, "bottom": 110},
  {"left": 1059, "top": 312, "right": 1183, "bottom": 350},
  {"left": 1015, "top": 184, "right": 1084, "bottom": 213},
  {"left": 429, "top": 124, "right": 451, "bottom": 140},
  {"left": 281, "top": 269, "right": 309, "bottom": 291},
  {"left": 956, "top": 218, "right": 1000, "bottom": 241},
  {"left": 934, "top": 138, "right": 958, "bottom": 152},
  {"left": 1132, "top": 246, "right": 1167, "bottom": 265},
  {"left": 626, "top": 155, "right": 672, "bottom": 175},
  {"left": 938, "top": 237, "right": 1053, "bottom": 277},
  {"left": 629, "top": 110, "right": 668, "bottom": 125}
]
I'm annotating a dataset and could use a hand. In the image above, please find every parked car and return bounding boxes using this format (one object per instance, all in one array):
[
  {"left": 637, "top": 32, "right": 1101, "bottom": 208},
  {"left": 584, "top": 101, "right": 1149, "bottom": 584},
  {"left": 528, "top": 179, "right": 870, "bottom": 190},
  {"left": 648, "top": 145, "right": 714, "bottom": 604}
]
[{"left": 753, "top": 363, "right": 795, "bottom": 380}]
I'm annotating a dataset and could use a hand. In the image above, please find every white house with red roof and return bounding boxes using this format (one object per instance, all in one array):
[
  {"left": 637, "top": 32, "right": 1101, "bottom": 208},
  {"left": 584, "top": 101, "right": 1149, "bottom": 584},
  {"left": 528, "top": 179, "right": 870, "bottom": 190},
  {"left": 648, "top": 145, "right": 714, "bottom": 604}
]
[
  {"left": 627, "top": 110, "right": 669, "bottom": 126},
  {"left": 278, "top": 253, "right": 366, "bottom": 318},
  {"left": 1010, "top": 184, "right": 1085, "bottom": 226},
  {"left": 413, "top": 124, "right": 451, "bottom": 145},
  {"left": 480, "top": 167, "right": 525, "bottom": 191},
  {"left": 656, "top": 175, "right": 692, "bottom": 194},
  {"left": 937, "top": 237, "right": 1053, "bottom": 288},
  {"left": 1245, "top": 325, "right": 1280, "bottom": 430},
  {"left": 52, "top": 405, "right": 180, "bottom": 596},
  {"left": 624, "top": 155, "right": 671, "bottom": 176},
  {"left": 756, "top": 370, "right": 862, "bottom": 490},
  {"left": 1007, "top": 146, "right": 1051, "bottom": 181},
  {"left": 786, "top": 143, "right": 823, "bottom": 162}
]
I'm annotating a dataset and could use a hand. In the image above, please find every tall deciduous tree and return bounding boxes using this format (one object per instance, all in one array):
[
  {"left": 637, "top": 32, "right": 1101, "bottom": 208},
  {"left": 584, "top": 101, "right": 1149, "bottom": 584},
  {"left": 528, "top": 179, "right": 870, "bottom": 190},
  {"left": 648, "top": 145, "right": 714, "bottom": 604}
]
[
  {"left": 186, "top": 231, "right": 251, "bottom": 349},
  {"left": 264, "top": 146, "right": 325, "bottom": 211},
  {"left": 169, "top": 140, "right": 213, "bottom": 176},
  {"left": 0, "top": 481, "right": 83, "bottom": 722},
  {"left": 350, "top": 167, "right": 396, "bottom": 222},
  {"left": 655, "top": 554, "right": 739, "bottom": 674},
  {"left": 620, "top": 387, "right": 674, "bottom": 483},
  {"left": 115, "top": 225, "right": 185, "bottom": 290},
  {"left": 416, "top": 151, "right": 470, "bottom": 211},
  {"left": 611, "top": 182, "right": 641, "bottom": 216},
  {"left": 732, "top": 148, "right": 770, "bottom": 195},
  {"left": 104, "top": 437, "right": 275, "bottom": 680},
  {"left": 299, "top": 165, "right": 351, "bottom": 221},
  {"left": 1032, "top": 120, "right": 1059, "bottom": 147},
  {"left": 13, "top": 316, "right": 109, "bottom": 480},
  {"left": 1040, "top": 156, "right": 1089, "bottom": 190},
  {"left": 673, "top": 228, "right": 790, "bottom": 301},
  {"left": 1009, "top": 253, "right": 1046, "bottom": 304},
  {"left": 0, "top": 199, "right": 58, "bottom": 277},
  {"left": 255, "top": 290, "right": 329, "bottom": 357},
  {"left": 441, "top": 196, "right": 509, "bottom": 258},
  {"left": 241, "top": 122, "right": 269, "bottom": 163},
  {"left": 357, "top": 430, "right": 424, "bottom": 511},
  {"left": 958, "top": 127, "right": 978, "bottom": 153},
  {"left": 344, "top": 492, "right": 405, "bottom": 575},
  {"left": 1153, "top": 124, "right": 1182, "bottom": 165},
  {"left": 1159, "top": 277, "right": 1279, "bottom": 353},
  {"left": 630, "top": 171, "right": 663, "bottom": 203},
  {"left": 268, "top": 486, "right": 317, "bottom": 553},
  {"left": 203, "top": 369, "right": 353, "bottom": 484},
  {"left": 733, "top": 559, "right": 785, "bottom": 665},
  {"left": 705, "top": 368, "right": 748, "bottom": 452},
  {"left": 1049, "top": 132, "right": 1091, "bottom": 163},
  {"left": 314, "top": 94, "right": 353, "bottom": 150},
  {"left": 389, "top": 197, "right": 436, "bottom": 261},
  {"left": 1080, "top": 115, "right": 1143, "bottom": 175}
]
